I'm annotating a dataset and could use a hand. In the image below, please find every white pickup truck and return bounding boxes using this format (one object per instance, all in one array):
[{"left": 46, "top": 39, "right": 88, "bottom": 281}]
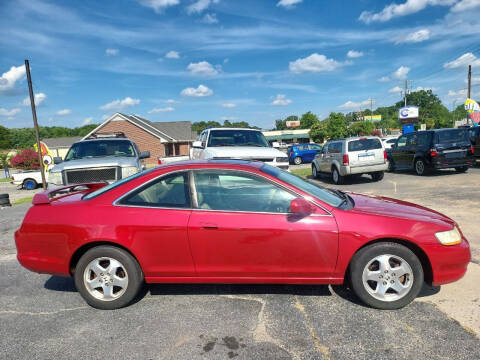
[
  {"left": 190, "top": 128, "right": 289, "bottom": 170},
  {"left": 11, "top": 170, "right": 46, "bottom": 189}
]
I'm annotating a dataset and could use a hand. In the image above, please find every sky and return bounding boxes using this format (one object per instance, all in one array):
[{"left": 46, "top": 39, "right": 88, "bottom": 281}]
[{"left": 1, "top": 0, "right": 480, "bottom": 129}]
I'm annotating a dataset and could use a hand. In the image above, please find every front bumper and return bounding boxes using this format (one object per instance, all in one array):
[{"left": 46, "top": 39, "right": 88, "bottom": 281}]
[{"left": 427, "top": 237, "right": 471, "bottom": 286}]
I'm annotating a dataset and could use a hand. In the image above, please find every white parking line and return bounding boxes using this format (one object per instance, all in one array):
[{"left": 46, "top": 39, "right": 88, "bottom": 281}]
[{"left": 0, "top": 253, "right": 17, "bottom": 261}]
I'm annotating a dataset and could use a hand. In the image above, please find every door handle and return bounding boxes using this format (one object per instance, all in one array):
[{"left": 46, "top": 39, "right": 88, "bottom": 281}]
[{"left": 200, "top": 222, "right": 218, "bottom": 229}]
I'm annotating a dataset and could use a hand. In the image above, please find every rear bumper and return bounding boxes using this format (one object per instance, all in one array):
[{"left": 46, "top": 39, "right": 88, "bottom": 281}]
[
  {"left": 341, "top": 163, "right": 388, "bottom": 176},
  {"left": 431, "top": 155, "right": 475, "bottom": 169},
  {"left": 427, "top": 237, "right": 471, "bottom": 286}
]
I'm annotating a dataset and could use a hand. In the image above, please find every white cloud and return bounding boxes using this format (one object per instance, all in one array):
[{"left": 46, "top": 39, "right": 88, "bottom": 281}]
[
  {"left": 414, "top": 86, "right": 435, "bottom": 91},
  {"left": 389, "top": 86, "right": 403, "bottom": 93},
  {"left": 165, "top": 50, "right": 180, "bottom": 59},
  {"left": 359, "top": 0, "right": 456, "bottom": 24},
  {"left": 221, "top": 103, "right": 236, "bottom": 108},
  {"left": 289, "top": 53, "right": 342, "bottom": 73},
  {"left": 393, "top": 66, "right": 410, "bottom": 79},
  {"left": 56, "top": 109, "right": 71, "bottom": 116},
  {"left": 339, "top": 99, "right": 371, "bottom": 109},
  {"left": 105, "top": 48, "right": 119, "bottom": 56},
  {"left": 447, "top": 89, "right": 468, "bottom": 100},
  {"left": 202, "top": 13, "right": 218, "bottom": 24},
  {"left": 148, "top": 106, "right": 175, "bottom": 113},
  {"left": 181, "top": 84, "right": 213, "bottom": 97},
  {"left": 100, "top": 97, "right": 140, "bottom": 110},
  {"left": 398, "top": 29, "right": 431, "bottom": 43},
  {"left": 102, "top": 114, "right": 110, "bottom": 121},
  {"left": 0, "top": 108, "right": 20, "bottom": 116},
  {"left": 451, "top": 0, "right": 480, "bottom": 12},
  {"left": 277, "top": 0, "right": 302, "bottom": 9},
  {"left": 378, "top": 76, "right": 390, "bottom": 82},
  {"left": 138, "top": 0, "right": 180, "bottom": 13},
  {"left": 82, "top": 117, "right": 93, "bottom": 125},
  {"left": 22, "top": 92, "right": 47, "bottom": 106},
  {"left": 187, "top": 61, "right": 219, "bottom": 76},
  {"left": 221, "top": 116, "right": 238, "bottom": 121},
  {"left": 444, "top": 52, "right": 480, "bottom": 68},
  {"left": 186, "top": 0, "right": 219, "bottom": 14},
  {"left": 0, "top": 65, "right": 26, "bottom": 93},
  {"left": 271, "top": 94, "right": 291, "bottom": 106},
  {"left": 347, "top": 50, "right": 364, "bottom": 58},
  {"left": 166, "top": 99, "right": 176, "bottom": 103}
]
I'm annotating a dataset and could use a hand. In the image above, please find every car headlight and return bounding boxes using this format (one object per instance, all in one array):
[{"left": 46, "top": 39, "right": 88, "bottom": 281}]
[
  {"left": 435, "top": 227, "right": 462, "bottom": 246},
  {"left": 276, "top": 157, "right": 289, "bottom": 163},
  {"left": 48, "top": 171, "right": 63, "bottom": 185},
  {"left": 121, "top": 166, "right": 139, "bottom": 178}
]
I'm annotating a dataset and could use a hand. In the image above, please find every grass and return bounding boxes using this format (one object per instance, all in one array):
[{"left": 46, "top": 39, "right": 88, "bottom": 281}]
[
  {"left": 12, "top": 196, "right": 34, "bottom": 206},
  {"left": 0, "top": 178, "right": 11, "bottom": 183},
  {"left": 291, "top": 167, "right": 311, "bottom": 179}
]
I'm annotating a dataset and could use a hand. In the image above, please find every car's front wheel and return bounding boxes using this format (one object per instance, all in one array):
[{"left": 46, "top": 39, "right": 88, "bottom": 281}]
[
  {"left": 74, "top": 246, "right": 144, "bottom": 310},
  {"left": 349, "top": 242, "right": 424, "bottom": 310}
]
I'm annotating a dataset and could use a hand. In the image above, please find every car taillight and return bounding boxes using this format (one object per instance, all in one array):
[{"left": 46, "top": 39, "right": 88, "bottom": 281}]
[
  {"left": 471, "top": 145, "right": 474, "bottom": 154},
  {"left": 289, "top": 152, "right": 293, "bottom": 157},
  {"left": 383, "top": 150, "right": 387, "bottom": 163},
  {"left": 343, "top": 154, "right": 349, "bottom": 165},
  {"left": 157, "top": 157, "right": 162, "bottom": 165},
  {"left": 430, "top": 148, "right": 438, "bottom": 157}
]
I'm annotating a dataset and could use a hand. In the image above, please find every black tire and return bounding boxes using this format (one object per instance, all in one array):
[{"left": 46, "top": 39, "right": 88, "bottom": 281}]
[
  {"left": 349, "top": 242, "right": 424, "bottom": 310},
  {"left": 23, "top": 178, "right": 37, "bottom": 190},
  {"left": 294, "top": 156, "right": 302, "bottom": 165},
  {"left": 331, "top": 167, "right": 344, "bottom": 185},
  {"left": 0, "top": 198, "right": 11, "bottom": 206},
  {"left": 371, "top": 171, "right": 384, "bottom": 182},
  {"left": 387, "top": 159, "right": 395, "bottom": 172},
  {"left": 455, "top": 166, "right": 468, "bottom": 173},
  {"left": 312, "top": 164, "right": 319, "bottom": 179},
  {"left": 414, "top": 158, "right": 427, "bottom": 176},
  {"left": 0, "top": 193, "right": 9, "bottom": 199},
  {"left": 74, "top": 246, "right": 144, "bottom": 310}
]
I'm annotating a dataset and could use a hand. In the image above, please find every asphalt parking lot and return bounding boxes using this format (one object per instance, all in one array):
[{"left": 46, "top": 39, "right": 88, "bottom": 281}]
[{"left": 1, "top": 167, "right": 479, "bottom": 359}]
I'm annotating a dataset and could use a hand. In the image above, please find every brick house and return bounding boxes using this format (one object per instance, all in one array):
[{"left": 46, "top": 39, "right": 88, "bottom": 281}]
[{"left": 82, "top": 113, "right": 197, "bottom": 165}]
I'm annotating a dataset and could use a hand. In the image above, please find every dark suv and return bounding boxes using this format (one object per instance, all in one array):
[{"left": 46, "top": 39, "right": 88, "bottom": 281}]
[
  {"left": 388, "top": 128, "right": 474, "bottom": 175},
  {"left": 469, "top": 126, "right": 480, "bottom": 160}
]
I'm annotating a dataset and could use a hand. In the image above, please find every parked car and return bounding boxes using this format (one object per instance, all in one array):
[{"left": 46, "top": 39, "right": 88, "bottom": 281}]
[
  {"left": 381, "top": 136, "right": 400, "bottom": 149},
  {"left": 468, "top": 126, "right": 480, "bottom": 160},
  {"left": 312, "top": 136, "right": 388, "bottom": 184},
  {"left": 288, "top": 143, "right": 323, "bottom": 165},
  {"left": 388, "top": 128, "right": 474, "bottom": 175},
  {"left": 190, "top": 128, "right": 289, "bottom": 170},
  {"left": 48, "top": 137, "right": 150, "bottom": 186},
  {"left": 11, "top": 170, "right": 44, "bottom": 189},
  {"left": 15, "top": 160, "right": 470, "bottom": 310}
]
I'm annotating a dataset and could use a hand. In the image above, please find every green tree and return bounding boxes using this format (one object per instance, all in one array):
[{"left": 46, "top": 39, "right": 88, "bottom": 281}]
[
  {"left": 326, "top": 112, "right": 348, "bottom": 140},
  {"left": 275, "top": 119, "right": 286, "bottom": 130},
  {"left": 309, "top": 121, "right": 328, "bottom": 143},
  {"left": 0, "top": 126, "right": 12, "bottom": 149},
  {"left": 348, "top": 121, "right": 375, "bottom": 136},
  {"left": 300, "top": 111, "right": 319, "bottom": 129}
]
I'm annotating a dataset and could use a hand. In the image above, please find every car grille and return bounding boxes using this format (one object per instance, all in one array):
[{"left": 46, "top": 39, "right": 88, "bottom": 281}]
[{"left": 64, "top": 167, "right": 118, "bottom": 184}]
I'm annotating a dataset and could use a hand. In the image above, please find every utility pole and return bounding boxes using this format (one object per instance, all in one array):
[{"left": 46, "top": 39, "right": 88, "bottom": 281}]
[
  {"left": 370, "top": 98, "right": 375, "bottom": 115},
  {"left": 467, "top": 64, "right": 472, "bottom": 99},
  {"left": 25, "top": 60, "right": 47, "bottom": 190}
]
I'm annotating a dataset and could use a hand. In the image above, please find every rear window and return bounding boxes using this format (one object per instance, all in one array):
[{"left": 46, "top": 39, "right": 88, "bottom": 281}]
[
  {"left": 435, "top": 129, "right": 469, "bottom": 144},
  {"left": 348, "top": 138, "right": 382, "bottom": 152}
]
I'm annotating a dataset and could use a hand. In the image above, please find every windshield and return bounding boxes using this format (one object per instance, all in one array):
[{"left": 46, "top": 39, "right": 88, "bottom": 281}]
[
  {"left": 207, "top": 130, "right": 269, "bottom": 147},
  {"left": 348, "top": 138, "right": 382, "bottom": 152},
  {"left": 65, "top": 140, "right": 136, "bottom": 161},
  {"left": 435, "top": 129, "right": 469, "bottom": 144},
  {"left": 260, "top": 164, "right": 343, "bottom": 207}
]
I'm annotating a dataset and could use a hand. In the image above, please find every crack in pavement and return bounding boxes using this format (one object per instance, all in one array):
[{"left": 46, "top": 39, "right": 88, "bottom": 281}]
[{"left": 0, "top": 306, "right": 88, "bottom": 316}]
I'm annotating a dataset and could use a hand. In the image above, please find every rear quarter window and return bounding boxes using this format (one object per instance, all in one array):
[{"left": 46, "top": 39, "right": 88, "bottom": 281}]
[{"left": 348, "top": 138, "right": 382, "bottom": 152}]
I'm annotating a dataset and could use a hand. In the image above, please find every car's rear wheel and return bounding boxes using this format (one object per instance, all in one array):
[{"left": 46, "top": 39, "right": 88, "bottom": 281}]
[
  {"left": 332, "top": 167, "right": 344, "bottom": 185},
  {"left": 349, "top": 242, "right": 423, "bottom": 310},
  {"left": 74, "top": 246, "right": 143, "bottom": 310},
  {"left": 455, "top": 166, "right": 468, "bottom": 173},
  {"left": 312, "top": 164, "right": 319, "bottom": 178},
  {"left": 371, "top": 171, "right": 384, "bottom": 181},
  {"left": 414, "top": 158, "right": 427, "bottom": 176},
  {"left": 294, "top": 156, "right": 302, "bottom": 165},
  {"left": 23, "top": 178, "right": 37, "bottom": 190}
]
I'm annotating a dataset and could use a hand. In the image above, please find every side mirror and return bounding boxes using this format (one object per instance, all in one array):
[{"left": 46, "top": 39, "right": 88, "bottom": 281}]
[
  {"left": 53, "top": 157, "right": 63, "bottom": 164},
  {"left": 192, "top": 140, "right": 204, "bottom": 148},
  {"left": 272, "top": 142, "right": 280, "bottom": 148},
  {"left": 289, "top": 198, "right": 313, "bottom": 216},
  {"left": 139, "top": 151, "right": 150, "bottom": 159}
]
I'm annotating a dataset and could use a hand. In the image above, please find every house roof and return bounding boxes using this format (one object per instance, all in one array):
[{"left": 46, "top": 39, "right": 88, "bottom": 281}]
[{"left": 42, "top": 136, "right": 83, "bottom": 149}]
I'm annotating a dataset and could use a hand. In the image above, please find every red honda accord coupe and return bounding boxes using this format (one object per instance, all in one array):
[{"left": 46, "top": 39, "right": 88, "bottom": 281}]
[{"left": 15, "top": 160, "right": 470, "bottom": 310}]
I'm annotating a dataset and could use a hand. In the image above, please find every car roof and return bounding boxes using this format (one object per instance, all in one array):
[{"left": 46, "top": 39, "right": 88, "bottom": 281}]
[
  {"left": 207, "top": 128, "right": 261, "bottom": 131},
  {"left": 76, "top": 138, "right": 134, "bottom": 144},
  {"left": 157, "top": 159, "right": 265, "bottom": 170}
]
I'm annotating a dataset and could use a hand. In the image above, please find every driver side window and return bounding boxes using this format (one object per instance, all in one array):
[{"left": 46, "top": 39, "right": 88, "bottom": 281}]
[
  {"left": 396, "top": 136, "right": 407, "bottom": 147},
  {"left": 193, "top": 170, "right": 296, "bottom": 213}
]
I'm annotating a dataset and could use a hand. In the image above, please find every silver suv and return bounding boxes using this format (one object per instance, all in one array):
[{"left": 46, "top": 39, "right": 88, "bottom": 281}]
[{"left": 312, "top": 136, "right": 387, "bottom": 184}]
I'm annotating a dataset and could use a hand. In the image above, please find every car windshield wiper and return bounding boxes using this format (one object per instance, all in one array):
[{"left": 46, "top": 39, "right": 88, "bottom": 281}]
[
  {"left": 239, "top": 143, "right": 265, "bottom": 147},
  {"left": 210, "top": 143, "right": 235, "bottom": 147}
]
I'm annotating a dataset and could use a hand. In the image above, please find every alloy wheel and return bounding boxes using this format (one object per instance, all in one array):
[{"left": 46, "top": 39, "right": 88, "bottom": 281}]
[
  {"left": 83, "top": 257, "right": 129, "bottom": 301},
  {"left": 415, "top": 160, "right": 425, "bottom": 175}
]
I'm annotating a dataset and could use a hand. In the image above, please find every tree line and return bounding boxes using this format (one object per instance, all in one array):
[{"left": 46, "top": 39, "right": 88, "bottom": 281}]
[{"left": 192, "top": 119, "right": 260, "bottom": 134}]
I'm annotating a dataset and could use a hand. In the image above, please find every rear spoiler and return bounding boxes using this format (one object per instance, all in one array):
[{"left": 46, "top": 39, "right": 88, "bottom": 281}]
[{"left": 32, "top": 183, "right": 107, "bottom": 205}]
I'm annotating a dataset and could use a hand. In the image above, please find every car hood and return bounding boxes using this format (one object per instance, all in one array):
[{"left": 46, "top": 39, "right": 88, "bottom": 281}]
[
  {"left": 348, "top": 192, "right": 455, "bottom": 227},
  {"left": 51, "top": 157, "right": 137, "bottom": 172},
  {"left": 206, "top": 146, "right": 287, "bottom": 159}
]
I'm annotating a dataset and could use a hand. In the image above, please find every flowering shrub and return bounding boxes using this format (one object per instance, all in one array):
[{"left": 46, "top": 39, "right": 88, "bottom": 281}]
[{"left": 10, "top": 149, "right": 40, "bottom": 170}]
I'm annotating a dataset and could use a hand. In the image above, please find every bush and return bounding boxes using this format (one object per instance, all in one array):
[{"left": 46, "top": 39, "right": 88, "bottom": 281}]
[{"left": 10, "top": 149, "right": 40, "bottom": 170}]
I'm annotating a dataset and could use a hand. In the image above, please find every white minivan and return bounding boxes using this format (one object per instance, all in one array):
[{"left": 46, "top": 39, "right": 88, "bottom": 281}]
[{"left": 190, "top": 128, "right": 289, "bottom": 170}]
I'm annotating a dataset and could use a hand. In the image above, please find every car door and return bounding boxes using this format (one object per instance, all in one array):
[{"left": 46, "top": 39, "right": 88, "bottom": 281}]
[
  {"left": 187, "top": 169, "right": 339, "bottom": 278},
  {"left": 391, "top": 135, "right": 407, "bottom": 167},
  {"left": 317, "top": 144, "right": 329, "bottom": 172},
  {"left": 405, "top": 133, "right": 417, "bottom": 168},
  {"left": 114, "top": 171, "right": 195, "bottom": 277}
]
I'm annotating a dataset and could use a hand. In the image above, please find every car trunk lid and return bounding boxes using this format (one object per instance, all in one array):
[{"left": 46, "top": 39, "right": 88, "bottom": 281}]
[{"left": 347, "top": 138, "right": 385, "bottom": 168}]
